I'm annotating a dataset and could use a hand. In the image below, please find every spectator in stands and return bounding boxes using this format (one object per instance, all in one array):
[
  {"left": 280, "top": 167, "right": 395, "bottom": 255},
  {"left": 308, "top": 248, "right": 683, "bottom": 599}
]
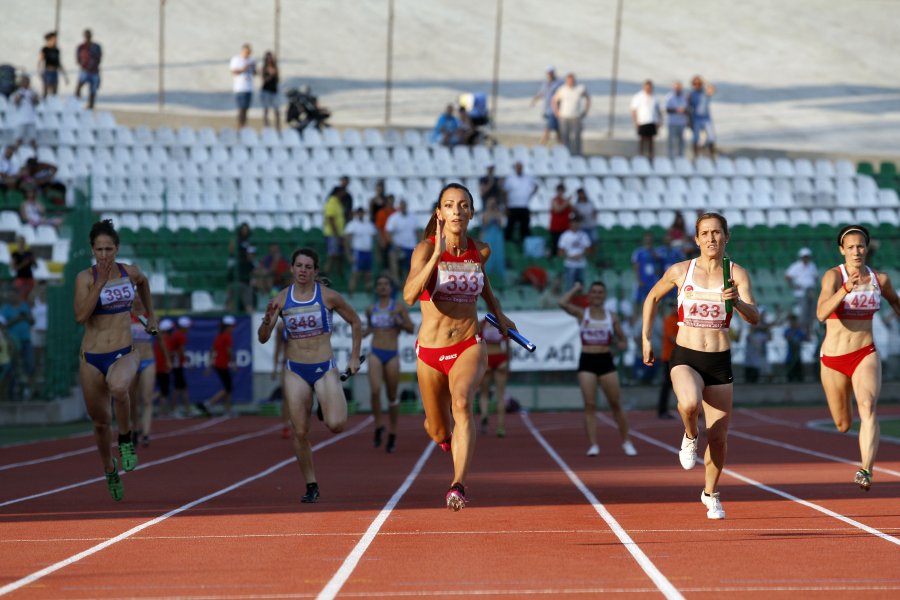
[
  {"left": 19, "top": 185, "right": 62, "bottom": 228},
  {"left": 573, "top": 188, "right": 596, "bottom": 243},
  {"left": 630, "top": 79, "right": 662, "bottom": 159},
  {"left": 667, "top": 211, "right": 687, "bottom": 242},
  {"left": 375, "top": 194, "right": 396, "bottom": 276},
  {"left": 549, "top": 182, "right": 572, "bottom": 256},
  {"left": 345, "top": 207, "right": 378, "bottom": 294},
  {"left": 10, "top": 235, "right": 36, "bottom": 302},
  {"left": 2, "top": 283, "right": 35, "bottom": 399},
  {"left": 784, "top": 247, "right": 818, "bottom": 335},
  {"left": 337, "top": 175, "right": 354, "bottom": 222},
  {"left": 230, "top": 43, "right": 256, "bottom": 128},
  {"left": 0, "top": 145, "right": 20, "bottom": 192},
  {"left": 29, "top": 281, "right": 47, "bottom": 398},
  {"left": 259, "top": 51, "right": 280, "bottom": 131},
  {"left": 552, "top": 73, "right": 591, "bottom": 156},
  {"left": 385, "top": 199, "right": 420, "bottom": 280},
  {"left": 431, "top": 103, "right": 459, "bottom": 146},
  {"left": 632, "top": 232, "right": 660, "bottom": 315},
  {"left": 743, "top": 315, "right": 771, "bottom": 383},
  {"left": 480, "top": 197, "right": 506, "bottom": 283},
  {"left": 258, "top": 243, "right": 292, "bottom": 293},
  {"left": 657, "top": 300, "right": 678, "bottom": 419},
  {"left": 452, "top": 106, "right": 477, "bottom": 146},
  {"left": 502, "top": 161, "right": 537, "bottom": 243},
  {"left": 688, "top": 75, "right": 716, "bottom": 159},
  {"left": 38, "top": 31, "right": 68, "bottom": 98},
  {"left": 478, "top": 164, "right": 503, "bottom": 212},
  {"left": 0, "top": 316, "right": 14, "bottom": 401},
  {"left": 323, "top": 189, "right": 347, "bottom": 279},
  {"left": 783, "top": 314, "right": 807, "bottom": 382},
  {"left": 664, "top": 80, "right": 688, "bottom": 157},
  {"left": 531, "top": 66, "right": 564, "bottom": 145},
  {"left": 11, "top": 75, "right": 39, "bottom": 153},
  {"left": 658, "top": 234, "right": 687, "bottom": 276},
  {"left": 369, "top": 179, "right": 387, "bottom": 222},
  {"left": 75, "top": 29, "right": 102, "bottom": 109},
  {"left": 227, "top": 222, "right": 256, "bottom": 312},
  {"left": 19, "top": 156, "right": 66, "bottom": 202},
  {"left": 557, "top": 215, "right": 592, "bottom": 291}
]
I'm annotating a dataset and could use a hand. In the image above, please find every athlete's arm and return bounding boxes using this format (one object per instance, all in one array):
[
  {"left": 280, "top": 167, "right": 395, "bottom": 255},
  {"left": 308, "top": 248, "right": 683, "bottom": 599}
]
[
  {"left": 258, "top": 289, "right": 286, "bottom": 344},
  {"left": 403, "top": 235, "right": 442, "bottom": 305},
  {"left": 478, "top": 242, "right": 517, "bottom": 334},
  {"left": 641, "top": 262, "right": 685, "bottom": 365},
  {"left": 326, "top": 289, "right": 362, "bottom": 374},
  {"left": 396, "top": 302, "right": 416, "bottom": 334},
  {"left": 612, "top": 314, "right": 628, "bottom": 351},
  {"left": 73, "top": 267, "right": 107, "bottom": 324},
  {"left": 126, "top": 264, "right": 159, "bottom": 332},
  {"left": 816, "top": 269, "right": 852, "bottom": 322},
  {"left": 728, "top": 263, "right": 760, "bottom": 325},
  {"left": 557, "top": 281, "right": 584, "bottom": 318},
  {"left": 878, "top": 272, "right": 900, "bottom": 317}
]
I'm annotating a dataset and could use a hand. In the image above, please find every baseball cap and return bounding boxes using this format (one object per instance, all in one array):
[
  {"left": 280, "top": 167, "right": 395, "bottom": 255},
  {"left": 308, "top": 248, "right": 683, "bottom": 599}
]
[
  {"left": 798, "top": 247, "right": 812, "bottom": 257},
  {"left": 546, "top": 65, "right": 555, "bottom": 73},
  {"left": 222, "top": 315, "right": 236, "bottom": 326},
  {"left": 177, "top": 316, "right": 192, "bottom": 328},
  {"left": 159, "top": 318, "right": 174, "bottom": 332}
]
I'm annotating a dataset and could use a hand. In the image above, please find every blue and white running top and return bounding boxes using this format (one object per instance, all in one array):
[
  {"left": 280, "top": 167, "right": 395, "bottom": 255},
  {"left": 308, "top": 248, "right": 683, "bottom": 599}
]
[
  {"left": 281, "top": 283, "right": 333, "bottom": 340},
  {"left": 370, "top": 299, "right": 397, "bottom": 330}
]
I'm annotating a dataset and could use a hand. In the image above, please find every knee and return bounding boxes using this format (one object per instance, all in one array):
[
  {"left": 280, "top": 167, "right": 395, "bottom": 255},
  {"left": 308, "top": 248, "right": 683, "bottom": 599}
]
[
  {"left": 424, "top": 419, "right": 448, "bottom": 443},
  {"left": 109, "top": 382, "right": 130, "bottom": 400},
  {"left": 325, "top": 418, "right": 346, "bottom": 434},
  {"left": 834, "top": 420, "right": 852, "bottom": 433},
  {"left": 450, "top": 390, "right": 472, "bottom": 413}
]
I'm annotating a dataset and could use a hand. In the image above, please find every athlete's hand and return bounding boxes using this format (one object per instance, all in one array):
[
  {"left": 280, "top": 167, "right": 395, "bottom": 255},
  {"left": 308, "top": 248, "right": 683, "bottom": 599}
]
[
  {"left": 263, "top": 299, "right": 281, "bottom": 324},
  {"left": 433, "top": 216, "right": 446, "bottom": 258},
  {"left": 642, "top": 338, "right": 655, "bottom": 366},
  {"left": 844, "top": 270, "right": 862, "bottom": 291},
  {"left": 496, "top": 312, "right": 517, "bottom": 337},
  {"left": 347, "top": 355, "right": 361, "bottom": 375},
  {"left": 722, "top": 280, "right": 739, "bottom": 302},
  {"left": 144, "top": 314, "right": 160, "bottom": 335},
  {"left": 572, "top": 281, "right": 583, "bottom": 293}
]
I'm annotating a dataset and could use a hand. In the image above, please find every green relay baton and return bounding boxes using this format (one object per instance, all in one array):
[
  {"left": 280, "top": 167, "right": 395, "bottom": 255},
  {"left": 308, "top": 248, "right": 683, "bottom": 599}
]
[{"left": 722, "top": 255, "right": 733, "bottom": 313}]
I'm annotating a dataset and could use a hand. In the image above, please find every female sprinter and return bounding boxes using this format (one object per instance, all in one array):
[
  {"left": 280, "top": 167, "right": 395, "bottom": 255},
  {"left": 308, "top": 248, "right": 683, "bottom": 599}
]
[
  {"left": 403, "top": 183, "right": 516, "bottom": 511},
  {"left": 816, "top": 224, "right": 900, "bottom": 491},
  {"left": 559, "top": 280, "right": 637, "bottom": 457},
  {"left": 477, "top": 315, "right": 510, "bottom": 438},
  {"left": 74, "top": 219, "right": 158, "bottom": 501},
  {"left": 364, "top": 274, "right": 415, "bottom": 453},
  {"left": 258, "top": 248, "right": 362, "bottom": 504},
  {"left": 129, "top": 296, "right": 157, "bottom": 447},
  {"left": 641, "top": 212, "right": 759, "bottom": 519}
]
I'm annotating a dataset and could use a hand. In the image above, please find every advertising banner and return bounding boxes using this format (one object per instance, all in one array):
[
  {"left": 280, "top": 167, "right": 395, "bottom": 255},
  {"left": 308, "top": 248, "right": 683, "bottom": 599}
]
[{"left": 179, "top": 316, "right": 253, "bottom": 404}]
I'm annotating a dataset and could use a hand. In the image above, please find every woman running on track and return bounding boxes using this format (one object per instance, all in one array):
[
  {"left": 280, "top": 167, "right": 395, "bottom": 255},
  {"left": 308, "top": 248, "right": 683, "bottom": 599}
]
[
  {"left": 477, "top": 315, "right": 510, "bottom": 438},
  {"left": 403, "top": 183, "right": 516, "bottom": 511},
  {"left": 641, "top": 212, "right": 759, "bottom": 520},
  {"left": 364, "top": 274, "right": 415, "bottom": 453},
  {"left": 559, "top": 280, "right": 637, "bottom": 457},
  {"left": 129, "top": 296, "right": 157, "bottom": 447},
  {"left": 74, "top": 219, "right": 158, "bottom": 501},
  {"left": 816, "top": 224, "right": 900, "bottom": 491},
  {"left": 258, "top": 248, "right": 362, "bottom": 504}
]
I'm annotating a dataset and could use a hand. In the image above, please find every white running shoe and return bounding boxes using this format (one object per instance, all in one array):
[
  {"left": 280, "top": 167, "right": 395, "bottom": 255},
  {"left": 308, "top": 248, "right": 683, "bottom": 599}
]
[
  {"left": 586, "top": 444, "right": 599, "bottom": 457},
  {"left": 701, "top": 491, "right": 726, "bottom": 519},
  {"left": 679, "top": 433, "right": 699, "bottom": 469},
  {"left": 622, "top": 440, "right": 638, "bottom": 456}
]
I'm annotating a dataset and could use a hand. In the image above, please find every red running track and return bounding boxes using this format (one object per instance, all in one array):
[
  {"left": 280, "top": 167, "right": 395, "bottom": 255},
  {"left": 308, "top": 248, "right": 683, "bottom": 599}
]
[{"left": 1, "top": 406, "right": 898, "bottom": 599}]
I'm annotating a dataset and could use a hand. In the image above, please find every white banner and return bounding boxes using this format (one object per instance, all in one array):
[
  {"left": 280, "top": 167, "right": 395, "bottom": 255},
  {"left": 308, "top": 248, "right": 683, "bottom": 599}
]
[{"left": 252, "top": 310, "right": 584, "bottom": 373}]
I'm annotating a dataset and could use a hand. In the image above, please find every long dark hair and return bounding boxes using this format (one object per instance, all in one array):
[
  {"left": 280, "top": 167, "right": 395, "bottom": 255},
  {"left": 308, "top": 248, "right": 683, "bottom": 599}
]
[
  {"left": 89, "top": 219, "right": 119, "bottom": 247},
  {"left": 423, "top": 182, "right": 475, "bottom": 240}
]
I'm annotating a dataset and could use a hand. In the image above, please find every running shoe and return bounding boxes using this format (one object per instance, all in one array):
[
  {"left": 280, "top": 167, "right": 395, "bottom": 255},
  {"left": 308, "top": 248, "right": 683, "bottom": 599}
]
[
  {"left": 586, "top": 444, "right": 599, "bottom": 457},
  {"left": 679, "top": 433, "right": 699, "bottom": 470},
  {"left": 439, "top": 436, "right": 452, "bottom": 453},
  {"left": 386, "top": 433, "right": 397, "bottom": 454},
  {"left": 195, "top": 402, "right": 211, "bottom": 418},
  {"left": 446, "top": 483, "right": 467, "bottom": 512},
  {"left": 854, "top": 468, "right": 872, "bottom": 491},
  {"left": 301, "top": 483, "right": 320, "bottom": 503},
  {"left": 701, "top": 490, "right": 726, "bottom": 519},
  {"left": 480, "top": 416, "right": 488, "bottom": 434},
  {"left": 622, "top": 440, "right": 638, "bottom": 456},
  {"left": 141, "top": 434, "right": 150, "bottom": 448},
  {"left": 119, "top": 440, "right": 139, "bottom": 472},
  {"left": 281, "top": 425, "right": 291, "bottom": 440},
  {"left": 105, "top": 458, "right": 123, "bottom": 501},
  {"left": 495, "top": 426, "right": 506, "bottom": 438},
  {"left": 374, "top": 426, "right": 385, "bottom": 448}
]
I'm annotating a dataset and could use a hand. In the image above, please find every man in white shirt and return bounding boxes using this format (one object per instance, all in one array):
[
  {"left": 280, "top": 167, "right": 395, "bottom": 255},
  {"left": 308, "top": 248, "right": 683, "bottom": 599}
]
[
  {"left": 501, "top": 161, "right": 537, "bottom": 243},
  {"left": 557, "top": 216, "right": 592, "bottom": 291},
  {"left": 230, "top": 44, "right": 256, "bottom": 128},
  {"left": 385, "top": 200, "right": 421, "bottom": 279},
  {"left": 784, "top": 247, "right": 818, "bottom": 334},
  {"left": 12, "top": 76, "right": 39, "bottom": 152},
  {"left": 552, "top": 73, "right": 591, "bottom": 156},
  {"left": 0, "top": 146, "right": 20, "bottom": 191},
  {"left": 630, "top": 79, "right": 662, "bottom": 159},
  {"left": 344, "top": 207, "right": 378, "bottom": 293}
]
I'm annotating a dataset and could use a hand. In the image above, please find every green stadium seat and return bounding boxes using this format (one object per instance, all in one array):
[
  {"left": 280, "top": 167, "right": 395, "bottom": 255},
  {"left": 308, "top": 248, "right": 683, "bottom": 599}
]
[
  {"left": 879, "top": 161, "right": 897, "bottom": 178},
  {"left": 857, "top": 161, "right": 875, "bottom": 176}
]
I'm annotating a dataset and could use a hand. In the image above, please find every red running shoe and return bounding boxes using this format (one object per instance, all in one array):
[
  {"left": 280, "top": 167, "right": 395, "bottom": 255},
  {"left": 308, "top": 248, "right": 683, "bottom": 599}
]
[
  {"left": 446, "top": 483, "right": 467, "bottom": 511},
  {"left": 438, "top": 436, "right": 452, "bottom": 453}
]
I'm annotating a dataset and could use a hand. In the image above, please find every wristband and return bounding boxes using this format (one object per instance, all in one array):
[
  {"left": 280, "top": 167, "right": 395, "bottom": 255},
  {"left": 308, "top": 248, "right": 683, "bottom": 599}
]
[{"left": 842, "top": 282, "right": 851, "bottom": 293}]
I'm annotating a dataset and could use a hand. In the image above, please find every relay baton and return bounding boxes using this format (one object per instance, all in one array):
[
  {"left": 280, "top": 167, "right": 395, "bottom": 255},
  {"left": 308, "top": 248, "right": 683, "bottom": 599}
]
[
  {"left": 137, "top": 314, "right": 159, "bottom": 336},
  {"left": 722, "top": 256, "right": 733, "bottom": 313},
  {"left": 340, "top": 355, "right": 366, "bottom": 381},
  {"left": 485, "top": 313, "right": 537, "bottom": 353}
]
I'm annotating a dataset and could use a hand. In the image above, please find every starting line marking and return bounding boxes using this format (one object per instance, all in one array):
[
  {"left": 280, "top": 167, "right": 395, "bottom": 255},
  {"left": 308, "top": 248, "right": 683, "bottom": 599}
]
[{"left": 0, "top": 417, "right": 372, "bottom": 597}]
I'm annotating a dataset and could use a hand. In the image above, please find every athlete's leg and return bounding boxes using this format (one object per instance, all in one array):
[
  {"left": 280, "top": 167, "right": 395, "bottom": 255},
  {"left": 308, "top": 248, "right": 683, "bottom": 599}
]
[
  {"left": 383, "top": 355, "right": 401, "bottom": 434},
  {"left": 80, "top": 361, "right": 115, "bottom": 472},
  {"left": 494, "top": 365, "right": 509, "bottom": 432},
  {"left": 577, "top": 371, "right": 599, "bottom": 448},
  {"left": 283, "top": 370, "right": 316, "bottom": 484},
  {"left": 598, "top": 370, "right": 630, "bottom": 442},
  {"left": 446, "top": 342, "right": 487, "bottom": 486},
  {"left": 368, "top": 353, "right": 384, "bottom": 430},
  {"left": 477, "top": 368, "right": 491, "bottom": 423},
  {"left": 671, "top": 365, "right": 704, "bottom": 439},
  {"left": 417, "top": 360, "right": 452, "bottom": 444},
  {"left": 700, "top": 384, "right": 733, "bottom": 494},
  {"left": 851, "top": 353, "right": 881, "bottom": 473},
  {"left": 821, "top": 363, "right": 853, "bottom": 432},
  {"left": 139, "top": 365, "right": 156, "bottom": 437},
  {"left": 314, "top": 369, "right": 347, "bottom": 433},
  {"left": 107, "top": 353, "right": 140, "bottom": 436}
]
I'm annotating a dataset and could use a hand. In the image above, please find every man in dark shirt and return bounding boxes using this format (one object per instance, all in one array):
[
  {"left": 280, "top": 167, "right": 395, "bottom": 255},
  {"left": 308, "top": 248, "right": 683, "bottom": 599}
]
[
  {"left": 478, "top": 164, "right": 503, "bottom": 212},
  {"left": 38, "top": 31, "right": 68, "bottom": 97},
  {"left": 75, "top": 29, "right": 102, "bottom": 109},
  {"left": 10, "top": 235, "right": 36, "bottom": 302}
]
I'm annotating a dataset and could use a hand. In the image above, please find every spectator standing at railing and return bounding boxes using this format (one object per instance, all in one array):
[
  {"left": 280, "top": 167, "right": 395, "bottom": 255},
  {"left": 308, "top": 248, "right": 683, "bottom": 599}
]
[
  {"left": 229, "top": 43, "right": 255, "bottom": 128},
  {"left": 38, "top": 31, "right": 68, "bottom": 98},
  {"left": 259, "top": 51, "right": 280, "bottom": 131},
  {"left": 530, "top": 66, "right": 564, "bottom": 145},
  {"left": 664, "top": 81, "right": 688, "bottom": 158},
  {"left": 478, "top": 164, "right": 504, "bottom": 212},
  {"left": 368, "top": 179, "right": 387, "bottom": 222},
  {"left": 75, "top": 29, "right": 102, "bottom": 109},
  {"left": 502, "top": 161, "right": 537, "bottom": 243},
  {"left": 688, "top": 76, "right": 716, "bottom": 159},
  {"left": 552, "top": 73, "right": 591, "bottom": 156},
  {"left": 630, "top": 79, "right": 662, "bottom": 159}
]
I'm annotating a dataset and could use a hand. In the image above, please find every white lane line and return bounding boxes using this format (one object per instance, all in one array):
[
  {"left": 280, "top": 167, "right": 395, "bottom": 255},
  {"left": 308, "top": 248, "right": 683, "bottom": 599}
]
[
  {"left": 736, "top": 408, "right": 805, "bottom": 428},
  {"left": 0, "top": 417, "right": 372, "bottom": 597},
  {"left": 520, "top": 412, "right": 684, "bottom": 600},
  {"left": 614, "top": 421, "right": 900, "bottom": 547},
  {"left": 0, "top": 417, "right": 229, "bottom": 471},
  {"left": 0, "top": 423, "right": 282, "bottom": 508},
  {"left": 806, "top": 417, "right": 900, "bottom": 445},
  {"left": 316, "top": 441, "right": 435, "bottom": 600},
  {"left": 730, "top": 429, "right": 900, "bottom": 479}
]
